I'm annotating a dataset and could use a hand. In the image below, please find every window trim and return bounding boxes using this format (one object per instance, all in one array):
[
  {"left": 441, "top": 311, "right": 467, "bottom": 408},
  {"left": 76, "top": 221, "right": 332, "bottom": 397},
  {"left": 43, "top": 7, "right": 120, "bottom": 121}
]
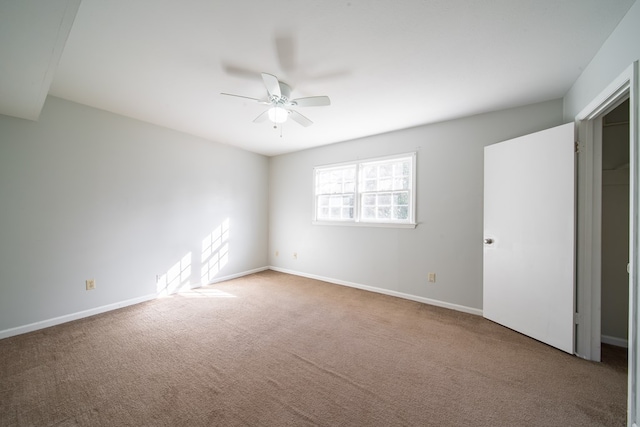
[{"left": 312, "top": 152, "right": 417, "bottom": 228}]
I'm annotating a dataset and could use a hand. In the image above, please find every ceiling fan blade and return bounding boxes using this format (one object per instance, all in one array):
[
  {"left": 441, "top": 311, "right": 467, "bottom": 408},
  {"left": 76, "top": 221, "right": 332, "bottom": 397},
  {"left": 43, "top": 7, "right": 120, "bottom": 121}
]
[
  {"left": 253, "top": 110, "right": 269, "bottom": 123},
  {"left": 274, "top": 32, "right": 296, "bottom": 74},
  {"left": 290, "top": 96, "right": 331, "bottom": 107},
  {"left": 220, "top": 92, "right": 263, "bottom": 102},
  {"left": 220, "top": 63, "right": 261, "bottom": 81},
  {"left": 261, "top": 73, "right": 281, "bottom": 98},
  {"left": 289, "top": 110, "right": 313, "bottom": 127}
]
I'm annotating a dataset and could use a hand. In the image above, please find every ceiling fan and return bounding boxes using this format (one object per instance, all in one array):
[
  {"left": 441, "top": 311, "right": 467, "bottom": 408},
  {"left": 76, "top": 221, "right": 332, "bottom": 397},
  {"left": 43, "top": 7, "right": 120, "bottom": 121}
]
[{"left": 221, "top": 73, "right": 330, "bottom": 127}]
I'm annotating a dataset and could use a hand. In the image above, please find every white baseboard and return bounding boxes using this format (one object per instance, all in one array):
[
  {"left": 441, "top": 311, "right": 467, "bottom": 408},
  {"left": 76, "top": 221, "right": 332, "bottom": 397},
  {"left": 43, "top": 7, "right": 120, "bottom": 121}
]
[
  {"left": 601, "top": 334, "right": 628, "bottom": 348},
  {"left": 0, "top": 266, "right": 271, "bottom": 340},
  {"left": 269, "top": 266, "right": 483, "bottom": 317},
  {"left": 0, "top": 293, "right": 156, "bottom": 340}
]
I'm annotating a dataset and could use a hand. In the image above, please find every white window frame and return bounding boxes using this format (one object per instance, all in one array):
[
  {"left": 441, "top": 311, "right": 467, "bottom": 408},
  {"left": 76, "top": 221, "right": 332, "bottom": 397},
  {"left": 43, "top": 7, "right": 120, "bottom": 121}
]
[{"left": 312, "top": 152, "right": 417, "bottom": 228}]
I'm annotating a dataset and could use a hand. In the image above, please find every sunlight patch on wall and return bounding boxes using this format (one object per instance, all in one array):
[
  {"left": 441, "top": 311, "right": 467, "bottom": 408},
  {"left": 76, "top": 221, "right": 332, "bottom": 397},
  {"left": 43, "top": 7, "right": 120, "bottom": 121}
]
[
  {"left": 156, "top": 252, "right": 192, "bottom": 297},
  {"left": 201, "top": 218, "right": 230, "bottom": 285}
]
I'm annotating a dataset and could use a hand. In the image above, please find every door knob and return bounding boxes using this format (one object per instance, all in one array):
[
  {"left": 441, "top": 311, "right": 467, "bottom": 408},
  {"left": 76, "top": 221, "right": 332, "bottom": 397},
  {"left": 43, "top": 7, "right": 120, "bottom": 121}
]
[{"left": 484, "top": 238, "right": 494, "bottom": 245}]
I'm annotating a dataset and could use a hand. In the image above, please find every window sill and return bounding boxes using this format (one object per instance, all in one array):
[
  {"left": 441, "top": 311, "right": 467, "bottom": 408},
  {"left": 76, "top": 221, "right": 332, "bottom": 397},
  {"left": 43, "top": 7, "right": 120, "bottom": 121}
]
[{"left": 312, "top": 220, "right": 417, "bottom": 229}]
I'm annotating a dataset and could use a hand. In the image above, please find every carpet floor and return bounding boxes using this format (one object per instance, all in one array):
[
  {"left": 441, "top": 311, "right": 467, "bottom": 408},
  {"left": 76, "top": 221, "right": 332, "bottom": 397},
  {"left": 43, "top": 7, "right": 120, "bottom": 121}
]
[{"left": 0, "top": 270, "right": 628, "bottom": 426}]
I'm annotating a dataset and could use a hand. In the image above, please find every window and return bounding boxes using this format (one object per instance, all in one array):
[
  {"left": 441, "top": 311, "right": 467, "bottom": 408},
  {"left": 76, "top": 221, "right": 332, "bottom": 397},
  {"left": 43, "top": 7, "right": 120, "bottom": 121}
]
[{"left": 313, "top": 153, "right": 416, "bottom": 227}]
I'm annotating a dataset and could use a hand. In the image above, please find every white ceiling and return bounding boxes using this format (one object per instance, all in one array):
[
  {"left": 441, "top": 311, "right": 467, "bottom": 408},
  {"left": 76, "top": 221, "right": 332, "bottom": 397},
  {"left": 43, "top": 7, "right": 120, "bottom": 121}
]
[{"left": 2, "top": 1, "right": 636, "bottom": 156}]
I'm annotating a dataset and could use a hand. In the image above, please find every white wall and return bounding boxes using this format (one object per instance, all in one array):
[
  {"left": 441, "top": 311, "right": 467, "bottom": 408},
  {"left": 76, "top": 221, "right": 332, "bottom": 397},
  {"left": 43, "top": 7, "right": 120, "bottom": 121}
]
[
  {"left": 563, "top": 0, "right": 640, "bottom": 120},
  {"left": 0, "top": 96, "right": 269, "bottom": 336},
  {"left": 269, "top": 99, "right": 563, "bottom": 312}
]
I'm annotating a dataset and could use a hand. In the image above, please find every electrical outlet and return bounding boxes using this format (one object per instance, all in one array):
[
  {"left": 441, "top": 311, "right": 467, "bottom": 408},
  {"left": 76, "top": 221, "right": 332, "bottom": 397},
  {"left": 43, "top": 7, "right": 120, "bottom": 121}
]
[
  {"left": 428, "top": 273, "right": 436, "bottom": 283},
  {"left": 293, "top": 252, "right": 298, "bottom": 260},
  {"left": 86, "top": 279, "right": 96, "bottom": 290}
]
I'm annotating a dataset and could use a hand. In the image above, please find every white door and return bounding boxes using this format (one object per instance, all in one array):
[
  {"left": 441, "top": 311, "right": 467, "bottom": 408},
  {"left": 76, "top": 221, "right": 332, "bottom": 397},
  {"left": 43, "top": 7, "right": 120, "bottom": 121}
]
[{"left": 483, "top": 123, "right": 575, "bottom": 354}]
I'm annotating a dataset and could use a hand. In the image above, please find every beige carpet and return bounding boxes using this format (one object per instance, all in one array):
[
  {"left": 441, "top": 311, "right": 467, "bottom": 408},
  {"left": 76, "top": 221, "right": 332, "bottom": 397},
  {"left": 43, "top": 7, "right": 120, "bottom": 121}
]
[{"left": 0, "top": 271, "right": 627, "bottom": 426}]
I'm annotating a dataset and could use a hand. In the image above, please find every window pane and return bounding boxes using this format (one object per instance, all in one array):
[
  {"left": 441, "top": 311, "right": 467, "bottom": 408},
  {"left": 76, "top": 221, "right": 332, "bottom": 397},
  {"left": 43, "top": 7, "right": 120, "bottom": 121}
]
[
  {"left": 364, "top": 166, "right": 377, "bottom": 178},
  {"left": 379, "top": 179, "right": 392, "bottom": 191},
  {"left": 363, "top": 194, "right": 376, "bottom": 205},
  {"left": 377, "top": 207, "right": 391, "bottom": 219},
  {"left": 344, "top": 168, "right": 356, "bottom": 179},
  {"left": 394, "top": 206, "right": 409, "bottom": 219},
  {"left": 363, "top": 207, "right": 375, "bottom": 219},
  {"left": 392, "top": 161, "right": 409, "bottom": 177},
  {"left": 394, "top": 192, "right": 409, "bottom": 205},
  {"left": 378, "top": 193, "right": 391, "bottom": 205},
  {"left": 318, "top": 171, "right": 330, "bottom": 183},
  {"left": 393, "top": 178, "right": 408, "bottom": 190},
  {"left": 379, "top": 164, "right": 392, "bottom": 177},
  {"left": 319, "top": 183, "right": 332, "bottom": 193}
]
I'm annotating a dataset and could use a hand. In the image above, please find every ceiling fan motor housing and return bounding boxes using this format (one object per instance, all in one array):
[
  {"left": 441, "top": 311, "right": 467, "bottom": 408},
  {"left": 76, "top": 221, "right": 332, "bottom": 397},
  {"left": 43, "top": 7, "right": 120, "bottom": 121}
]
[{"left": 275, "top": 81, "right": 291, "bottom": 104}]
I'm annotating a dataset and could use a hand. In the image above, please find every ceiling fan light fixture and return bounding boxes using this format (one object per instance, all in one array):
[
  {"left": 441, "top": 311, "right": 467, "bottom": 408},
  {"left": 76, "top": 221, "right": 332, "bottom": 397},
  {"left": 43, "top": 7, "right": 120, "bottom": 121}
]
[{"left": 268, "top": 106, "right": 288, "bottom": 124}]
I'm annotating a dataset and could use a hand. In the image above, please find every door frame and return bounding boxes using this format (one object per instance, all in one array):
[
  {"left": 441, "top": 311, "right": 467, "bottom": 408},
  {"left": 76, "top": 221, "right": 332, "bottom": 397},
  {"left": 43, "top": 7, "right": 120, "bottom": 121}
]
[{"left": 575, "top": 61, "right": 639, "bottom": 426}]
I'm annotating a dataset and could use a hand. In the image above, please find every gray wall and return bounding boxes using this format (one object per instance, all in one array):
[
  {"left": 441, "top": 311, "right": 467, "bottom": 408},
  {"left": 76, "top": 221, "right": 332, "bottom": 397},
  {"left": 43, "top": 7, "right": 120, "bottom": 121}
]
[
  {"left": 0, "top": 97, "right": 269, "bottom": 335},
  {"left": 564, "top": 0, "right": 640, "bottom": 120},
  {"left": 269, "top": 99, "right": 564, "bottom": 312}
]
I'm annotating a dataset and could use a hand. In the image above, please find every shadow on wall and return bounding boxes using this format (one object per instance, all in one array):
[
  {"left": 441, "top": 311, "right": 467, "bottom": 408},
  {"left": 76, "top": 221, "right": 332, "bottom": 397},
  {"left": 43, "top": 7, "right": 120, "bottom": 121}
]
[{"left": 156, "top": 218, "right": 230, "bottom": 297}]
